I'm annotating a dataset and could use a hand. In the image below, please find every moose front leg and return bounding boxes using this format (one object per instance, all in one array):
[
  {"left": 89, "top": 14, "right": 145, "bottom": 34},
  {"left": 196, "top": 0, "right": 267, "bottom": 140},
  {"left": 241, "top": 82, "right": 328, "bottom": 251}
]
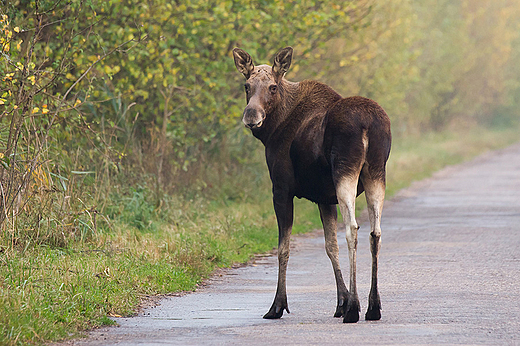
[{"left": 263, "top": 193, "right": 294, "bottom": 319}]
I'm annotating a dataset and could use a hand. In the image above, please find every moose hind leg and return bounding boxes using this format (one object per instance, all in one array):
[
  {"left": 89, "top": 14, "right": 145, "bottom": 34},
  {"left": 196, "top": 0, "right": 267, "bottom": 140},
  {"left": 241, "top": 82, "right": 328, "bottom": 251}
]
[
  {"left": 336, "top": 176, "right": 361, "bottom": 323},
  {"left": 361, "top": 169, "right": 385, "bottom": 321},
  {"left": 318, "top": 203, "right": 348, "bottom": 318}
]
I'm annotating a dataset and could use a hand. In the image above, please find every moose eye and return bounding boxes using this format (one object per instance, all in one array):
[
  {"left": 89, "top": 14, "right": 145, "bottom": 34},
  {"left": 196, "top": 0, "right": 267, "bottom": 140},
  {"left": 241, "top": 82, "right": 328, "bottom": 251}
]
[
  {"left": 269, "top": 84, "right": 278, "bottom": 94},
  {"left": 244, "top": 84, "right": 251, "bottom": 93}
]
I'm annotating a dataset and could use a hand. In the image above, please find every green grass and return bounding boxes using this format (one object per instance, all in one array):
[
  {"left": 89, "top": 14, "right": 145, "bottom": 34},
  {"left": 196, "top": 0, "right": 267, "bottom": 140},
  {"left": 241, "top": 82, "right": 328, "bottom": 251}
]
[
  {"left": 0, "top": 246, "right": 200, "bottom": 343},
  {"left": 1, "top": 197, "right": 282, "bottom": 345},
  {"left": 1, "top": 124, "right": 519, "bottom": 345}
]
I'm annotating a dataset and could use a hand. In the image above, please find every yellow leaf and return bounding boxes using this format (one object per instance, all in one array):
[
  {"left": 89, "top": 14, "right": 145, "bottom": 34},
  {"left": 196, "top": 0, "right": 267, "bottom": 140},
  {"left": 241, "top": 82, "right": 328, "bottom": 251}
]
[
  {"left": 28, "top": 75, "right": 36, "bottom": 85},
  {"left": 32, "top": 107, "right": 40, "bottom": 114},
  {"left": 13, "top": 26, "right": 20, "bottom": 33},
  {"left": 74, "top": 99, "right": 81, "bottom": 107},
  {"left": 0, "top": 98, "right": 5, "bottom": 105},
  {"left": 42, "top": 108, "right": 49, "bottom": 114}
]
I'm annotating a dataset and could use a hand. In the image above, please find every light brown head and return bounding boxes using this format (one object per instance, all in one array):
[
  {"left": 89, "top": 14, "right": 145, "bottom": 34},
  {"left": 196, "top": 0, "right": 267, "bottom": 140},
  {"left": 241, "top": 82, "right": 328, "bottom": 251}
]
[{"left": 233, "top": 47, "right": 293, "bottom": 129}]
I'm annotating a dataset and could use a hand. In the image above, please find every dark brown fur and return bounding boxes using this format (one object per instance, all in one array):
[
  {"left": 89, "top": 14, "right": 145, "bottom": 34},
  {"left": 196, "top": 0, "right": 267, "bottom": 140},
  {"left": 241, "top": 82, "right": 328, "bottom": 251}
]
[{"left": 233, "top": 47, "right": 391, "bottom": 323}]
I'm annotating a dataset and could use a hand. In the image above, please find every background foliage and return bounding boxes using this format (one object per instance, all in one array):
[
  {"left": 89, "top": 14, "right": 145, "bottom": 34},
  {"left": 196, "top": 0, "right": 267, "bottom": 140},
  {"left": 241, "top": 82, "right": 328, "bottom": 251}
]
[{"left": 1, "top": 0, "right": 520, "bottom": 344}]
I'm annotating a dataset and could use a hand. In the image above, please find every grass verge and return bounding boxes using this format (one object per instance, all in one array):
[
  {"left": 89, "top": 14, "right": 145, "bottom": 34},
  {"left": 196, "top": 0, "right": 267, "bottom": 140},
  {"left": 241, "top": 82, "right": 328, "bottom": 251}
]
[{"left": 1, "top": 124, "right": 519, "bottom": 345}]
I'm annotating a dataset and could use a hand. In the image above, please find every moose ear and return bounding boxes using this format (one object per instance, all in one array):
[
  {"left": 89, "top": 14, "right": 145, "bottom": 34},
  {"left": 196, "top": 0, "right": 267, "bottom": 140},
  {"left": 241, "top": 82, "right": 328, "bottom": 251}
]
[
  {"left": 272, "top": 47, "right": 293, "bottom": 82},
  {"left": 233, "top": 48, "right": 254, "bottom": 80}
]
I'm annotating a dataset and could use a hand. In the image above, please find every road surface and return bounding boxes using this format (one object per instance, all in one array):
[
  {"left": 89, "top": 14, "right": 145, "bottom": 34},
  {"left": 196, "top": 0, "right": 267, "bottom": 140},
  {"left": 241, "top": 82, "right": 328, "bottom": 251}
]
[{"left": 70, "top": 143, "right": 520, "bottom": 345}]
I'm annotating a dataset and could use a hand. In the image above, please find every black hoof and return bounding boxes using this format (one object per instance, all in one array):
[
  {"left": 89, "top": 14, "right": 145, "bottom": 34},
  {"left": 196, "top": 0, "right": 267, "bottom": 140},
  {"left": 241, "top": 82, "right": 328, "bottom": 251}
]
[
  {"left": 342, "top": 297, "right": 360, "bottom": 323},
  {"left": 333, "top": 306, "right": 344, "bottom": 318},
  {"left": 334, "top": 294, "right": 348, "bottom": 318},
  {"left": 263, "top": 300, "right": 289, "bottom": 319},
  {"left": 365, "top": 306, "right": 381, "bottom": 321},
  {"left": 343, "top": 309, "right": 359, "bottom": 323},
  {"left": 365, "top": 299, "right": 381, "bottom": 321},
  {"left": 366, "top": 294, "right": 381, "bottom": 320}
]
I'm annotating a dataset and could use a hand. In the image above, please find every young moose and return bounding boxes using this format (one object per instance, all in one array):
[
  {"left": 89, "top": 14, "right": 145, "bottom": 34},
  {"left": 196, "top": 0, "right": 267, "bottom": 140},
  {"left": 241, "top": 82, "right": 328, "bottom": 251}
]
[{"left": 232, "top": 47, "right": 391, "bottom": 323}]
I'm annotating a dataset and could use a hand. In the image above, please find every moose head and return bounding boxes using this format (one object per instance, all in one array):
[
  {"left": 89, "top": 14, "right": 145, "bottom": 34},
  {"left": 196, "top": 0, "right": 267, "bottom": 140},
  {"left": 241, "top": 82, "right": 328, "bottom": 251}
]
[{"left": 233, "top": 47, "right": 293, "bottom": 130}]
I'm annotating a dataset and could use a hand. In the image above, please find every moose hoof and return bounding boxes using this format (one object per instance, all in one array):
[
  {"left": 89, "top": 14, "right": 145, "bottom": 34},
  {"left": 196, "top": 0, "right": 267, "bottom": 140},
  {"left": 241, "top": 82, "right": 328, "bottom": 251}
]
[
  {"left": 342, "top": 298, "right": 360, "bottom": 323},
  {"left": 365, "top": 307, "right": 381, "bottom": 321},
  {"left": 333, "top": 306, "right": 344, "bottom": 318},
  {"left": 365, "top": 295, "right": 381, "bottom": 320},
  {"left": 343, "top": 309, "right": 359, "bottom": 323},
  {"left": 334, "top": 296, "right": 348, "bottom": 318},
  {"left": 263, "top": 300, "right": 289, "bottom": 319},
  {"left": 365, "top": 301, "right": 381, "bottom": 321}
]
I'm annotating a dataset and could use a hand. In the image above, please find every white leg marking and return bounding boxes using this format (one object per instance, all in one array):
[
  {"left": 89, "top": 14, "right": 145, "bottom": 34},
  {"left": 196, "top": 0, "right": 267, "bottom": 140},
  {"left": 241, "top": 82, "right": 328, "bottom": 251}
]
[
  {"left": 336, "top": 130, "right": 367, "bottom": 296},
  {"left": 336, "top": 176, "right": 360, "bottom": 295},
  {"left": 361, "top": 166, "right": 385, "bottom": 319},
  {"left": 361, "top": 166, "right": 385, "bottom": 255}
]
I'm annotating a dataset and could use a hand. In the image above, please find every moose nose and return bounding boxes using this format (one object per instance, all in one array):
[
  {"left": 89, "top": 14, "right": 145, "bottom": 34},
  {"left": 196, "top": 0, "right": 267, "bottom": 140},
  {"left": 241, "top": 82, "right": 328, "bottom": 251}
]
[
  {"left": 243, "top": 107, "right": 265, "bottom": 129},
  {"left": 245, "top": 120, "right": 263, "bottom": 129}
]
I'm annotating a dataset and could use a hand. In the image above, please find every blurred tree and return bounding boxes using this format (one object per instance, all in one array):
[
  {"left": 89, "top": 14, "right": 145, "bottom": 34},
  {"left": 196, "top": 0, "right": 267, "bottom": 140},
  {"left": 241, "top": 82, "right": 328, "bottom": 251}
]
[
  {"left": 310, "top": 0, "right": 520, "bottom": 133},
  {"left": 453, "top": 0, "right": 520, "bottom": 124}
]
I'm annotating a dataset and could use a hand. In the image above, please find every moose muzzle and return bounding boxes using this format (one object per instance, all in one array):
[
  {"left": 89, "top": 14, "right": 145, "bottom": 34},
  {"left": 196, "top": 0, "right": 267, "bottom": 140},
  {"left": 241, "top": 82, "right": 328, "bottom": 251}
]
[{"left": 243, "top": 106, "right": 266, "bottom": 129}]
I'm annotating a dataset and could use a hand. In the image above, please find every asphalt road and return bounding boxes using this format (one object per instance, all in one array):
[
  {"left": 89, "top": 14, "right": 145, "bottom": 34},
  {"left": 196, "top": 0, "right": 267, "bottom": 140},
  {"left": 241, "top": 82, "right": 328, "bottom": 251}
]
[{"left": 69, "top": 143, "right": 520, "bottom": 345}]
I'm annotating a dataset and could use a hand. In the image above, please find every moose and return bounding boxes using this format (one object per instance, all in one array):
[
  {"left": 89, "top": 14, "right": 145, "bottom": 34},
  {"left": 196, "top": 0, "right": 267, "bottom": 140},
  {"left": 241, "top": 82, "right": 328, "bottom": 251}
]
[{"left": 232, "top": 47, "right": 391, "bottom": 323}]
